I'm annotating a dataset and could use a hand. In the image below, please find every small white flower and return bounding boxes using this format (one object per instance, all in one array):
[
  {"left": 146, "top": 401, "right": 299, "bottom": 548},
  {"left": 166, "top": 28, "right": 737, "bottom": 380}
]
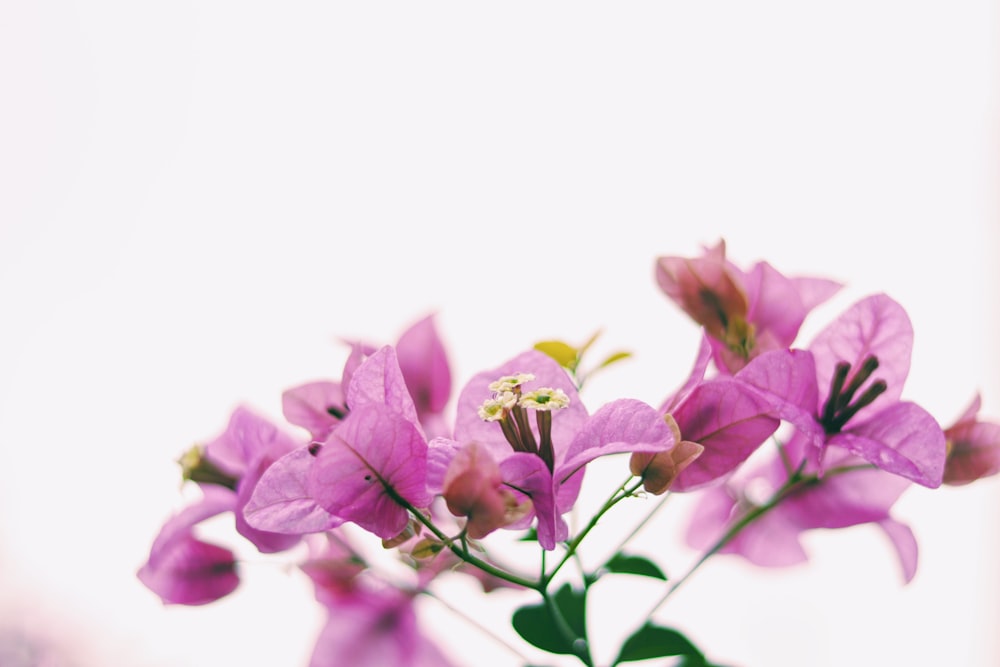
[{"left": 519, "top": 388, "right": 570, "bottom": 411}]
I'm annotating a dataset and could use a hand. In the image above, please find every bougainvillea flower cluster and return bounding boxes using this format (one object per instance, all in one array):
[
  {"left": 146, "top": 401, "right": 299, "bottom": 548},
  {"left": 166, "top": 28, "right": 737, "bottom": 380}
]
[{"left": 139, "top": 243, "right": 999, "bottom": 667}]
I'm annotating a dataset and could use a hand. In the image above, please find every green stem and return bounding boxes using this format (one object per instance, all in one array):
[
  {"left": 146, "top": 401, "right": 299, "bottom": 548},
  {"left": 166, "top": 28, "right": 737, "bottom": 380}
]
[
  {"left": 392, "top": 493, "right": 540, "bottom": 590},
  {"left": 543, "top": 587, "right": 593, "bottom": 667},
  {"left": 608, "top": 491, "right": 671, "bottom": 557},
  {"left": 642, "top": 461, "right": 875, "bottom": 618},
  {"left": 544, "top": 476, "right": 642, "bottom": 585}
]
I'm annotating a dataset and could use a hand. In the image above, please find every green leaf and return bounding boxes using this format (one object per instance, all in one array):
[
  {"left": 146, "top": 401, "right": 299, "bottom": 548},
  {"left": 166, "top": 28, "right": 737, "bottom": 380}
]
[
  {"left": 518, "top": 527, "right": 538, "bottom": 542},
  {"left": 603, "top": 553, "right": 667, "bottom": 581},
  {"left": 597, "top": 350, "right": 632, "bottom": 369},
  {"left": 533, "top": 340, "right": 580, "bottom": 370},
  {"left": 613, "top": 623, "right": 702, "bottom": 665},
  {"left": 578, "top": 329, "right": 602, "bottom": 355},
  {"left": 512, "top": 584, "right": 588, "bottom": 655}
]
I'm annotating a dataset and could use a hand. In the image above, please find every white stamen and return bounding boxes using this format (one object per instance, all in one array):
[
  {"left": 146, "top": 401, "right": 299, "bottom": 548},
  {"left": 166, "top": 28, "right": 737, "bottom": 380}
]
[
  {"left": 478, "top": 398, "right": 507, "bottom": 422},
  {"left": 488, "top": 373, "right": 535, "bottom": 393},
  {"left": 519, "top": 388, "right": 570, "bottom": 411}
]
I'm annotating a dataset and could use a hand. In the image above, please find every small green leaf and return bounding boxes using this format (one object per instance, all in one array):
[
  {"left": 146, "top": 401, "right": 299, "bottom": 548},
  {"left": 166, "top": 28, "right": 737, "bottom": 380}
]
[
  {"left": 534, "top": 340, "right": 580, "bottom": 370},
  {"left": 597, "top": 350, "right": 632, "bottom": 369},
  {"left": 603, "top": 553, "right": 667, "bottom": 581},
  {"left": 613, "top": 623, "right": 701, "bottom": 664},
  {"left": 512, "top": 584, "right": 588, "bottom": 655},
  {"left": 578, "top": 329, "right": 602, "bottom": 355},
  {"left": 518, "top": 527, "right": 538, "bottom": 542}
]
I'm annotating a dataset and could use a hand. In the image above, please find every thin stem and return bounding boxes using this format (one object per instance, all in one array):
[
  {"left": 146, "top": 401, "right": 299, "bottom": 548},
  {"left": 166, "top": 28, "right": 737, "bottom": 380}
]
[
  {"left": 390, "top": 492, "right": 540, "bottom": 590},
  {"left": 422, "top": 590, "right": 533, "bottom": 663},
  {"left": 543, "top": 587, "right": 593, "bottom": 667},
  {"left": 544, "top": 476, "right": 642, "bottom": 585},
  {"left": 606, "top": 491, "right": 671, "bottom": 559},
  {"left": 774, "top": 436, "right": 794, "bottom": 478},
  {"left": 642, "top": 490, "right": 784, "bottom": 618},
  {"left": 641, "top": 461, "right": 871, "bottom": 619}
]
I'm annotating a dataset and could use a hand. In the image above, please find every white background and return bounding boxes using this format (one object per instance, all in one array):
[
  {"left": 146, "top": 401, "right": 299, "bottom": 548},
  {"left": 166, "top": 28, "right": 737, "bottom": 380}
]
[{"left": 1, "top": 2, "right": 998, "bottom": 666}]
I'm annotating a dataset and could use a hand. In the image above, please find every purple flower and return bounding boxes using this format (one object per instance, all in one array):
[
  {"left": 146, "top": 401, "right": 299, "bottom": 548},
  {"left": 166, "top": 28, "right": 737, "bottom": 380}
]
[
  {"left": 942, "top": 394, "right": 1000, "bottom": 485},
  {"left": 298, "top": 535, "right": 456, "bottom": 667},
  {"left": 282, "top": 315, "right": 453, "bottom": 442},
  {"left": 200, "top": 406, "right": 303, "bottom": 552},
  {"left": 137, "top": 486, "right": 240, "bottom": 605},
  {"left": 738, "top": 294, "right": 947, "bottom": 488},
  {"left": 246, "top": 346, "right": 431, "bottom": 539},
  {"left": 687, "top": 435, "right": 919, "bottom": 583},
  {"left": 655, "top": 240, "right": 840, "bottom": 373},
  {"left": 441, "top": 350, "right": 677, "bottom": 550},
  {"left": 630, "top": 339, "right": 781, "bottom": 492},
  {"left": 308, "top": 587, "right": 456, "bottom": 667}
]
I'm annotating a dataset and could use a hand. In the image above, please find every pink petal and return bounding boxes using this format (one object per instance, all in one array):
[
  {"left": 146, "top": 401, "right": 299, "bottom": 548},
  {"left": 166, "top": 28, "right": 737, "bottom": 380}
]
[
  {"left": 791, "top": 276, "right": 842, "bottom": 312},
  {"left": 345, "top": 346, "right": 421, "bottom": 428},
  {"left": 395, "top": 314, "right": 452, "bottom": 417},
  {"left": 309, "top": 590, "right": 456, "bottom": 667},
  {"left": 659, "top": 337, "right": 713, "bottom": 414},
  {"left": 685, "top": 484, "right": 808, "bottom": 567},
  {"left": 559, "top": 399, "right": 677, "bottom": 481},
  {"left": 308, "top": 404, "right": 430, "bottom": 539},
  {"left": 138, "top": 486, "right": 240, "bottom": 605},
  {"left": 809, "top": 294, "right": 913, "bottom": 418},
  {"left": 830, "top": 402, "right": 946, "bottom": 487},
  {"left": 203, "top": 406, "right": 300, "bottom": 478},
  {"left": 234, "top": 454, "right": 303, "bottom": 552},
  {"left": 669, "top": 379, "right": 780, "bottom": 491},
  {"left": 499, "top": 453, "right": 563, "bottom": 550},
  {"left": 453, "top": 350, "right": 589, "bottom": 462},
  {"left": 744, "top": 261, "right": 809, "bottom": 348},
  {"left": 244, "top": 447, "right": 344, "bottom": 534},
  {"left": 282, "top": 381, "right": 346, "bottom": 440},
  {"left": 877, "top": 518, "right": 919, "bottom": 584},
  {"left": 736, "top": 349, "right": 821, "bottom": 437},
  {"left": 943, "top": 419, "right": 1000, "bottom": 485}
]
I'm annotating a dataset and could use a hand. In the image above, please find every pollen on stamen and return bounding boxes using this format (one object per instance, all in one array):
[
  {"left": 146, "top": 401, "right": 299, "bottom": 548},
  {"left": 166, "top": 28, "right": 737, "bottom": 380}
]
[
  {"left": 488, "top": 373, "right": 535, "bottom": 393},
  {"left": 519, "top": 388, "right": 570, "bottom": 410},
  {"left": 478, "top": 398, "right": 507, "bottom": 422}
]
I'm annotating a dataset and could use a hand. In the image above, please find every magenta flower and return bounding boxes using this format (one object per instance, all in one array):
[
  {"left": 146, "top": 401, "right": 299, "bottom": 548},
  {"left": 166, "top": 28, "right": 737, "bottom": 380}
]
[
  {"left": 282, "top": 315, "right": 452, "bottom": 442},
  {"left": 738, "top": 294, "right": 947, "bottom": 488},
  {"left": 687, "top": 435, "right": 919, "bottom": 583},
  {"left": 297, "top": 534, "right": 457, "bottom": 667},
  {"left": 246, "top": 346, "right": 431, "bottom": 539},
  {"left": 200, "top": 406, "right": 303, "bottom": 552},
  {"left": 439, "top": 350, "right": 677, "bottom": 550},
  {"left": 309, "top": 587, "right": 456, "bottom": 667},
  {"left": 630, "top": 339, "right": 781, "bottom": 493},
  {"left": 655, "top": 240, "right": 840, "bottom": 373},
  {"left": 137, "top": 486, "right": 240, "bottom": 605},
  {"left": 942, "top": 394, "right": 1000, "bottom": 485}
]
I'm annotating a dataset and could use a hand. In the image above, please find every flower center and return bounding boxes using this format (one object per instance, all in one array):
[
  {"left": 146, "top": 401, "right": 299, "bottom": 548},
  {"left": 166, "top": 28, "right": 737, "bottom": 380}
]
[
  {"left": 699, "top": 289, "right": 755, "bottom": 358},
  {"left": 818, "top": 355, "right": 887, "bottom": 434},
  {"left": 478, "top": 373, "right": 569, "bottom": 472}
]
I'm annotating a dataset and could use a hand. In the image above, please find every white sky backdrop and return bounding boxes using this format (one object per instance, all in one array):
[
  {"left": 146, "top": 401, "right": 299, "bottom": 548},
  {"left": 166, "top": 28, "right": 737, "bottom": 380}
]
[{"left": 1, "top": 1, "right": 998, "bottom": 666}]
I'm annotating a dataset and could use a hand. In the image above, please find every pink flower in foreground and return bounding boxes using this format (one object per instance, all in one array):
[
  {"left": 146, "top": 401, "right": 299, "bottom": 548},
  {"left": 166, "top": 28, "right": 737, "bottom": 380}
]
[
  {"left": 137, "top": 486, "right": 240, "bottom": 605},
  {"left": 197, "top": 406, "right": 302, "bottom": 552},
  {"left": 439, "top": 350, "right": 677, "bottom": 549},
  {"left": 246, "top": 346, "right": 431, "bottom": 539},
  {"left": 139, "top": 408, "right": 305, "bottom": 605},
  {"left": 738, "top": 294, "right": 946, "bottom": 488},
  {"left": 282, "top": 315, "right": 453, "bottom": 442},
  {"left": 655, "top": 240, "right": 840, "bottom": 373},
  {"left": 631, "top": 338, "right": 780, "bottom": 493},
  {"left": 942, "top": 394, "right": 1000, "bottom": 485}
]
